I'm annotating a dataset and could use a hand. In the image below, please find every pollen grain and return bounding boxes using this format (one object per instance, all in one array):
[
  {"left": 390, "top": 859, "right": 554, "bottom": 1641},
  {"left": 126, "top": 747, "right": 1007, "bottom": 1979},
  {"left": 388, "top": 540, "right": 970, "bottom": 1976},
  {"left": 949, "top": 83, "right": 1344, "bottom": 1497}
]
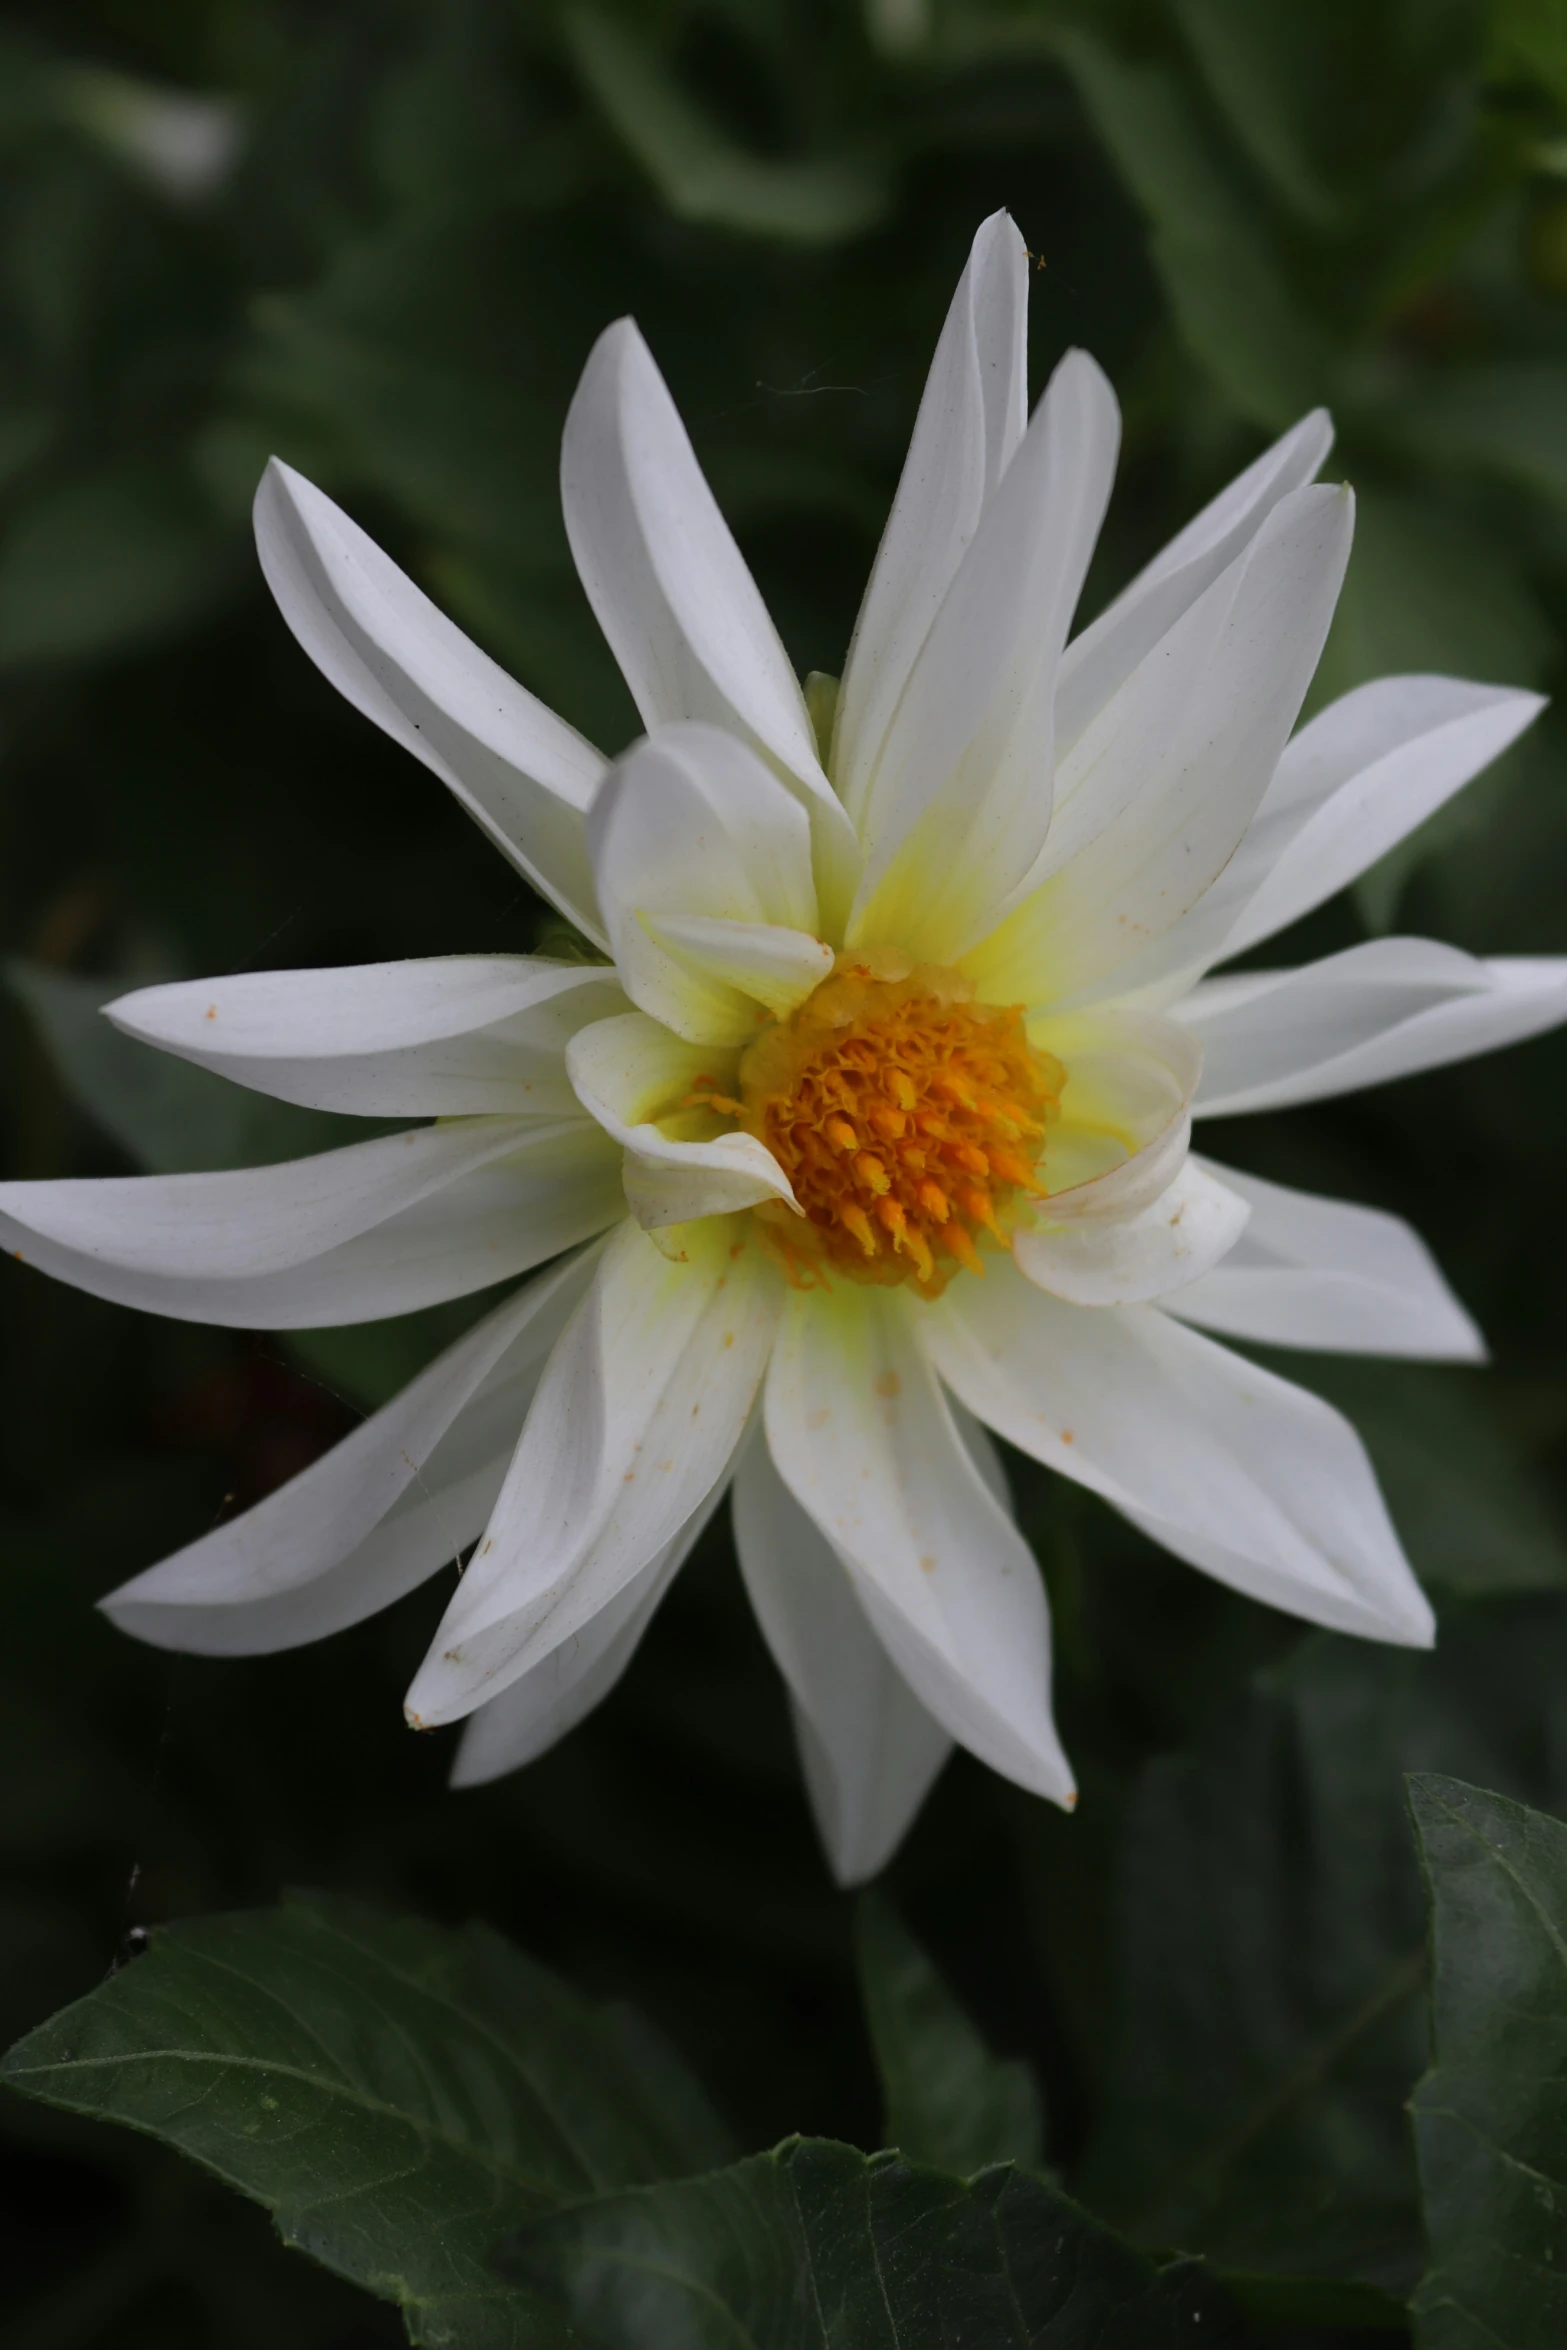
[{"left": 732, "top": 958, "right": 1063, "bottom": 1296}]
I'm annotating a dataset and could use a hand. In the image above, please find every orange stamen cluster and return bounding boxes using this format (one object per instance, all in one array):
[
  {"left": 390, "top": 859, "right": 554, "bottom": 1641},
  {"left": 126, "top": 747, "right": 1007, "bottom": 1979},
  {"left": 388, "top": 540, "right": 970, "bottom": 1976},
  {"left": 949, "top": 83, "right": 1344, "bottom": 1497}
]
[{"left": 732, "top": 958, "right": 1064, "bottom": 1295}]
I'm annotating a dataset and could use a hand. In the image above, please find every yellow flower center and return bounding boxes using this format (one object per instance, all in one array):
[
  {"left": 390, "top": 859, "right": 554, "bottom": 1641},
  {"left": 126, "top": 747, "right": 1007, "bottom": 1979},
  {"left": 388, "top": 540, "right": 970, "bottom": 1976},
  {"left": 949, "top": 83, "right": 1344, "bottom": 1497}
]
[{"left": 724, "top": 957, "right": 1063, "bottom": 1296}]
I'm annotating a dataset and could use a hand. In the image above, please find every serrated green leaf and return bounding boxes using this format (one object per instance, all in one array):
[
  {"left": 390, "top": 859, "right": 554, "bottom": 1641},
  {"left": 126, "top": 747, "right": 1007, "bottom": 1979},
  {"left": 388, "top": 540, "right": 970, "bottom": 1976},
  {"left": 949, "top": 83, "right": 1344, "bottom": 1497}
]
[
  {"left": 853, "top": 1891, "right": 1044, "bottom": 2175},
  {"left": 506, "top": 2136, "right": 1251, "bottom": 2350},
  {"left": 1408, "top": 1775, "right": 1567, "bottom": 2350},
  {"left": 563, "top": 6, "right": 890, "bottom": 243},
  {"left": 0, "top": 1891, "right": 733, "bottom": 2349},
  {"left": 1079, "top": 1602, "right": 1567, "bottom": 2287}
]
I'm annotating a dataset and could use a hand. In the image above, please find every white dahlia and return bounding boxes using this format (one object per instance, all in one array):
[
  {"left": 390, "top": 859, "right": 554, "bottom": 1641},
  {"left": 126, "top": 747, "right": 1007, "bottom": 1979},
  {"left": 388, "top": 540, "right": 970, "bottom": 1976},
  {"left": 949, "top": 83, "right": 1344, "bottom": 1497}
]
[{"left": 6, "top": 214, "right": 1562, "bottom": 1881}]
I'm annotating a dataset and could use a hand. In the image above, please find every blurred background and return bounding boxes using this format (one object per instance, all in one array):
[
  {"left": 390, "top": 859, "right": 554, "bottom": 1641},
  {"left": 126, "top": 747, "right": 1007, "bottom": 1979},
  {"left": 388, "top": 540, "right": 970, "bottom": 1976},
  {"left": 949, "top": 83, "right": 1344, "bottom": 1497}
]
[{"left": 4, "top": 1, "right": 1567, "bottom": 2342}]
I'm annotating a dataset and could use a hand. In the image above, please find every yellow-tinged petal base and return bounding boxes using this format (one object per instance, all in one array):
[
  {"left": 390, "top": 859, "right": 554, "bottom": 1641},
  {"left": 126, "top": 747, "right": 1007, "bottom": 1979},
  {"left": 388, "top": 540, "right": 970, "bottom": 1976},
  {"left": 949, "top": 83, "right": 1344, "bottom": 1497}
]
[{"left": 715, "top": 956, "right": 1064, "bottom": 1296}]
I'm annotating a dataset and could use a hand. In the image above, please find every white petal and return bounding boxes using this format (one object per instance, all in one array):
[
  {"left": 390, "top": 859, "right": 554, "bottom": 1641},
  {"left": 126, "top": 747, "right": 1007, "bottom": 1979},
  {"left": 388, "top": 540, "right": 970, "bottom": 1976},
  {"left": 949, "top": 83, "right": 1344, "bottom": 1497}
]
[
  {"left": 561, "top": 321, "right": 859, "bottom": 922},
  {"left": 966, "top": 484, "right": 1354, "bottom": 1008},
  {"left": 1184, "top": 939, "right": 1567, "bottom": 1116},
  {"left": 847, "top": 349, "right": 1120, "bottom": 965},
  {"left": 0, "top": 1117, "right": 624, "bottom": 1327},
  {"left": 107, "top": 957, "right": 628, "bottom": 1117},
  {"left": 449, "top": 1476, "right": 730, "bottom": 1788},
  {"left": 639, "top": 916, "right": 833, "bottom": 1020},
  {"left": 763, "top": 1282, "right": 1074, "bottom": 1803},
  {"left": 1128, "top": 676, "right": 1547, "bottom": 995},
  {"left": 566, "top": 1011, "right": 796, "bottom": 1229},
  {"left": 833, "top": 211, "right": 1028, "bottom": 819},
  {"left": 1164, "top": 1156, "right": 1485, "bottom": 1360},
  {"left": 733, "top": 1438, "right": 951, "bottom": 1885},
  {"left": 254, "top": 461, "right": 607, "bottom": 943},
  {"left": 405, "top": 1217, "right": 781, "bottom": 1724},
  {"left": 1031, "top": 1005, "right": 1202, "bottom": 1221},
  {"left": 1015, "top": 1158, "right": 1248, "bottom": 1307},
  {"left": 100, "top": 1247, "right": 600, "bottom": 1654},
  {"left": 1055, "top": 408, "right": 1333, "bottom": 754},
  {"left": 1219, "top": 677, "right": 1545, "bottom": 962},
  {"left": 923, "top": 1258, "right": 1434, "bottom": 1646},
  {"left": 585, "top": 722, "right": 829, "bottom": 1045}
]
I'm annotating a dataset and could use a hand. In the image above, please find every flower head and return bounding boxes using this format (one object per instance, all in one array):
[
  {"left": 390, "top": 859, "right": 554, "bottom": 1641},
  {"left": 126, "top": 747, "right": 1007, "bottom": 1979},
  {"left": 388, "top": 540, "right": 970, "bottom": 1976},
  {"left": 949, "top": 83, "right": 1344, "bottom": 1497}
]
[{"left": 6, "top": 212, "right": 1562, "bottom": 1882}]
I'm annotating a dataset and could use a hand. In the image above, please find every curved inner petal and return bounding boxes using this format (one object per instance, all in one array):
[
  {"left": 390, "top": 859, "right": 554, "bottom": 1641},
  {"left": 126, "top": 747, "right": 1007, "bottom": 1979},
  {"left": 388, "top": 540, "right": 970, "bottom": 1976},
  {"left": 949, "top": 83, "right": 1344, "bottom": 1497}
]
[
  {"left": 587, "top": 721, "right": 829, "bottom": 1046},
  {"left": 1027, "top": 1005, "right": 1201, "bottom": 1221},
  {"left": 567, "top": 1011, "right": 797, "bottom": 1230}
]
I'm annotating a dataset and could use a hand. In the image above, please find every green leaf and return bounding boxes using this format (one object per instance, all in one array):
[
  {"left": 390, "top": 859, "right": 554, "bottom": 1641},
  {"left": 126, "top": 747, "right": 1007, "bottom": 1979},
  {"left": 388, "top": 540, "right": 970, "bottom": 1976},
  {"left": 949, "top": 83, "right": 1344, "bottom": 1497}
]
[
  {"left": 0, "top": 463, "right": 231, "bottom": 667},
  {"left": 507, "top": 2136, "right": 1250, "bottom": 2350},
  {"left": 0, "top": 1892, "right": 732, "bottom": 2349},
  {"left": 1290, "top": 1357, "right": 1567, "bottom": 1600},
  {"left": 853, "top": 1891, "right": 1044, "bottom": 2175},
  {"left": 563, "top": 6, "right": 890, "bottom": 244},
  {"left": 1408, "top": 1775, "right": 1567, "bottom": 2350},
  {"left": 1172, "top": 0, "right": 1342, "bottom": 226},
  {"left": 1079, "top": 1600, "right": 1567, "bottom": 2286},
  {"left": 8, "top": 962, "right": 359, "bottom": 1174},
  {"left": 1489, "top": 0, "right": 1567, "bottom": 108},
  {"left": 1057, "top": 32, "right": 1331, "bottom": 428},
  {"left": 1404, "top": 363, "right": 1567, "bottom": 514}
]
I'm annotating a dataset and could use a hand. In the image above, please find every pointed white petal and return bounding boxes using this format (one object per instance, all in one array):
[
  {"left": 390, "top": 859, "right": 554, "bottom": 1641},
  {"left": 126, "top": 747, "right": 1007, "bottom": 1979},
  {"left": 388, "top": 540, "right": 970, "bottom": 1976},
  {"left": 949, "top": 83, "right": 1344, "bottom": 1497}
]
[
  {"left": 254, "top": 461, "right": 607, "bottom": 943},
  {"left": 734, "top": 1439, "right": 951, "bottom": 1885},
  {"left": 561, "top": 321, "right": 859, "bottom": 921},
  {"left": 1125, "top": 677, "right": 1548, "bottom": 995},
  {"left": 100, "top": 1248, "right": 600, "bottom": 1654},
  {"left": 1031, "top": 1005, "right": 1201, "bottom": 1221},
  {"left": 586, "top": 723, "right": 828, "bottom": 1045},
  {"left": 763, "top": 1283, "right": 1074, "bottom": 1803},
  {"left": 1184, "top": 940, "right": 1567, "bottom": 1116},
  {"left": 566, "top": 1011, "right": 796, "bottom": 1229},
  {"left": 847, "top": 349, "right": 1120, "bottom": 964},
  {"left": 405, "top": 1217, "right": 781, "bottom": 1724},
  {"left": 834, "top": 211, "right": 1028, "bottom": 819},
  {"left": 1055, "top": 409, "right": 1333, "bottom": 753},
  {"left": 1220, "top": 676, "right": 1545, "bottom": 961},
  {"left": 0, "top": 1117, "right": 624, "bottom": 1327},
  {"left": 107, "top": 957, "right": 628, "bottom": 1117},
  {"left": 449, "top": 1476, "right": 730, "bottom": 1787},
  {"left": 1016, "top": 1158, "right": 1248, "bottom": 1307},
  {"left": 1164, "top": 1156, "right": 1485, "bottom": 1359},
  {"left": 967, "top": 484, "right": 1354, "bottom": 1007},
  {"left": 923, "top": 1258, "right": 1434, "bottom": 1646}
]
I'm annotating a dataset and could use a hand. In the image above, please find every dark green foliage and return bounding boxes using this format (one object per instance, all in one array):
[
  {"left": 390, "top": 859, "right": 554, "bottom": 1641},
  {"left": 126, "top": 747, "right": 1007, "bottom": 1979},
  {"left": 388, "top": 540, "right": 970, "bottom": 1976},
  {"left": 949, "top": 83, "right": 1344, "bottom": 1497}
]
[
  {"left": 506, "top": 2136, "right": 1252, "bottom": 2350},
  {"left": 854, "top": 1890, "right": 1046, "bottom": 2175},
  {"left": 1408, "top": 1776, "right": 1567, "bottom": 2350},
  {"left": 1081, "top": 1603, "right": 1567, "bottom": 2289},
  {"left": 1, "top": 1892, "right": 730, "bottom": 2347},
  {"left": 4, "top": 3, "right": 1567, "bottom": 2347}
]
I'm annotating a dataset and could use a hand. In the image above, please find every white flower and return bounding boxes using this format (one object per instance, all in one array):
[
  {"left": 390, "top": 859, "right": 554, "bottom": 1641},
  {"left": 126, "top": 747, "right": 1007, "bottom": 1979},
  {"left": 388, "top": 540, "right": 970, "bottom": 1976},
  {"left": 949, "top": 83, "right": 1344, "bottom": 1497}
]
[{"left": 5, "top": 213, "right": 1561, "bottom": 1884}]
